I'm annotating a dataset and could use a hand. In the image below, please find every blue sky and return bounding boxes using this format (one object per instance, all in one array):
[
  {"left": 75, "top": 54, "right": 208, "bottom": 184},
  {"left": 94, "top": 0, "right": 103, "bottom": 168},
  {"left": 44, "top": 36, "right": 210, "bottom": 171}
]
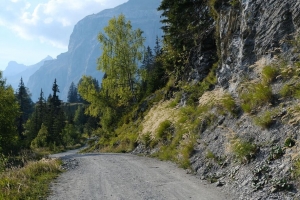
[{"left": 0, "top": 0, "right": 128, "bottom": 71}]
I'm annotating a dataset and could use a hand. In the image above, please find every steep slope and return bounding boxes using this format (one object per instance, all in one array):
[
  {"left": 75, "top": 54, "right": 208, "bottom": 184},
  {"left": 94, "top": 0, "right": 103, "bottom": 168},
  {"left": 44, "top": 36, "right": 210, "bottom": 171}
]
[
  {"left": 3, "top": 56, "right": 53, "bottom": 91},
  {"left": 27, "top": 0, "right": 163, "bottom": 101}
]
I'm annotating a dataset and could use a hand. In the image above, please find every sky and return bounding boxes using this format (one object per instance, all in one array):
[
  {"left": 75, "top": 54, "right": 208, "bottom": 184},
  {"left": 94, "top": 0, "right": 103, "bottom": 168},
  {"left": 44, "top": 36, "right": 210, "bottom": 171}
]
[{"left": 0, "top": 0, "right": 128, "bottom": 71}]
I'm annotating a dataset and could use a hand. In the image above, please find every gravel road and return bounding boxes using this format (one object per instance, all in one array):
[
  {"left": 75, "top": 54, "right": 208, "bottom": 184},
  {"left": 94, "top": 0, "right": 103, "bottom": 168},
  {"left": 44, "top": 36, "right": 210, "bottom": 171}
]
[{"left": 48, "top": 151, "right": 233, "bottom": 200}]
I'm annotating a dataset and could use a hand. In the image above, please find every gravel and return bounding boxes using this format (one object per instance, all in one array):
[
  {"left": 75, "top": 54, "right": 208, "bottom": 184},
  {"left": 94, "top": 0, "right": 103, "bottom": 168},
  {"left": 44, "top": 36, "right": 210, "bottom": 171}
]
[{"left": 48, "top": 151, "right": 234, "bottom": 200}]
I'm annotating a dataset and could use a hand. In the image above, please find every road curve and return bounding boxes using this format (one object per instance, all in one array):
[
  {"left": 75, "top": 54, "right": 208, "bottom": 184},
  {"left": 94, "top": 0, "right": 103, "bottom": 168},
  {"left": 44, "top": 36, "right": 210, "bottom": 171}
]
[{"left": 48, "top": 152, "right": 233, "bottom": 200}]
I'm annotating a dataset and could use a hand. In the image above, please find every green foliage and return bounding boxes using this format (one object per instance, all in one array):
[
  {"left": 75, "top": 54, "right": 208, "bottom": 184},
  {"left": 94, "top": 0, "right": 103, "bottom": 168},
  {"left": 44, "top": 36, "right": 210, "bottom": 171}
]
[
  {"left": 261, "top": 65, "right": 279, "bottom": 84},
  {"left": 0, "top": 159, "right": 61, "bottom": 200},
  {"left": 279, "top": 82, "right": 300, "bottom": 98},
  {"left": 98, "top": 14, "right": 144, "bottom": 106},
  {"left": 253, "top": 109, "right": 278, "bottom": 129},
  {"left": 293, "top": 158, "right": 300, "bottom": 181},
  {"left": 229, "top": 0, "right": 240, "bottom": 7},
  {"left": 31, "top": 124, "right": 49, "bottom": 148},
  {"left": 15, "top": 78, "right": 34, "bottom": 144},
  {"left": 67, "top": 82, "right": 79, "bottom": 103},
  {"left": 229, "top": 136, "right": 257, "bottom": 163},
  {"left": 0, "top": 71, "right": 19, "bottom": 154},
  {"left": 156, "top": 120, "right": 172, "bottom": 141},
  {"left": 239, "top": 83, "right": 273, "bottom": 113},
  {"left": 62, "top": 124, "right": 81, "bottom": 147},
  {"left": 268, "top": 146, "right": 284, "bottom": 161},
  {"left": 284, "top": 137, "right": 295, "bottom": 148},
  {"left": 140, "top": 132, "right": 152, "bottom": 147}
]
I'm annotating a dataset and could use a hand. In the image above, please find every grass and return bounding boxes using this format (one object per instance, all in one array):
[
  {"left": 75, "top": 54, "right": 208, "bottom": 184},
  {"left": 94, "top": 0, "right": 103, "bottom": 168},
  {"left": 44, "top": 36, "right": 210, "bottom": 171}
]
[
  {"left": 293, "top": 158, "right": 300, "bottom": 181},
  {"left": 239, "top": 82, "right": 273, "bottom": 113},
  {"left": 229, "top": 136, "right": 257, "bottom": 163},
  {"left": 261, "top": 65, "right": 279, "bottom": 84},
  {"left": 0, "top": 158, "right": 62, "bottom": 200},
  {"left": 253, "top": 109, "right": 279, "bottom": 129}
]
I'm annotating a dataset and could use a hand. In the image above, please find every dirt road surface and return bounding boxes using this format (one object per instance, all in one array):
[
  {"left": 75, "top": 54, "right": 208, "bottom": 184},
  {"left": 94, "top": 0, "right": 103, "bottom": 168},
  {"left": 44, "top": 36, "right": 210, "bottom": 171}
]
[{"left": 48, "top": 151, "right": 233, "bottom": 200}]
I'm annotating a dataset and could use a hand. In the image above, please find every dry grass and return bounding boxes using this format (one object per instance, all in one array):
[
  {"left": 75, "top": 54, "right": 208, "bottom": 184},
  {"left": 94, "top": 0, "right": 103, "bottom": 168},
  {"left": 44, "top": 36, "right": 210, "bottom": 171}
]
[
  {"left": 0, "top": 158, "right": 62, "bottom": 200},
  {"left": 141, "top": 100, "right": 179, "bottom": 140}
]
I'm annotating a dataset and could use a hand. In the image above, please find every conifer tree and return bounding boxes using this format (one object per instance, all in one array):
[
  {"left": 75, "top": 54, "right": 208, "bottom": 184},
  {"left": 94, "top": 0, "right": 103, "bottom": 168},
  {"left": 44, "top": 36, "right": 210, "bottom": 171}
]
[
  {"left": 67, "top": 82, "right": 78, "bottom": 103},
  {"left": 15, "top": 77, "right": 33, "bottom": 142}
]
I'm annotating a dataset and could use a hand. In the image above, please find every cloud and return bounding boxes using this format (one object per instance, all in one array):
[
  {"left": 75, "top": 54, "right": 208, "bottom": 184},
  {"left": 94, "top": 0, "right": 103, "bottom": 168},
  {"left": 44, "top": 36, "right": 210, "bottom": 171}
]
[{"left": 0, "top": 0, "right": 128, "bottom": 49}]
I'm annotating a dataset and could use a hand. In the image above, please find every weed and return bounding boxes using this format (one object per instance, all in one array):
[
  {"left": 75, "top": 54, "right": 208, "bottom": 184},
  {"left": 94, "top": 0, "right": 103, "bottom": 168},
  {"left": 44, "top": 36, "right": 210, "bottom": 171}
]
[
  {"left": 279, "top": 82, "right": 300, "bottom": 98},
  {"left": 293, "top": 158, "right": 300, "bottom": 181},
  {"left": 229, "top": 136, "right": 257, "bottom": 163},
  {"left": 156, "top": 120, "right": 172, "bottom": 141},
  {"left": 253, "top": 109, "right": 278, "bottom": 129},
  {"left": 282, "top": 105, "right": 300, "bottom": 126},
  {"left": 252, "top": 164, "right": 272, "bottom": 191},
  {"left": 268, "top": 146, "right": 284, "bottom": 161},
  {"left": 0, "top": 159, "right": 62, "bottom": 200},
  {"left": 239, "top": 82, "right": 273, "bottom": 113},
  {"left": 140, "top": 132, "right": 151, "bottom": 147},
  {"left": 271, "top": 178, "right": 292, "bottom": 193},
  {"left": 284, "top": 137, "right": 296, "bottom": 148},
  {"left": 261, "top": 65, "right": 279, "bottom": 84},
  {"left": 206, "top": 150, "right": 216, "bottom": 160}
]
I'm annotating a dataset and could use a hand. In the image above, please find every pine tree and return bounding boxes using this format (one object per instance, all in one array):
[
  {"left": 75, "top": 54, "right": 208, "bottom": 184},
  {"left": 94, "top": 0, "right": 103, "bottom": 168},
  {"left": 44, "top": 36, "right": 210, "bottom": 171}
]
[
  {"left": 15, "top": 77, "right": 33, "bottom": 142},
  {"left": 44, "top": 79, "right": 65, "bottom": 146},
  {"left": 24, "top": 89, "right": 46, "bottom": 147},
  {"left": 67, "top": 82, "right": 78, "bottom": 103}
]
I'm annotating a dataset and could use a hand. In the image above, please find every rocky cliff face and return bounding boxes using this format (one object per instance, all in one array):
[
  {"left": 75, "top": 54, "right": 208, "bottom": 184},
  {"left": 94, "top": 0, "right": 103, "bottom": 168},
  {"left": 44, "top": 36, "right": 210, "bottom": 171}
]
[
  {"left": 189, "top": 1, "right": 300, "bottom": 199},
  {"left": 217, "top": 0, "right": 300, "bottom": 90},
  {"left": 27, "top": 0, "right": 163, "bottom": 101}
]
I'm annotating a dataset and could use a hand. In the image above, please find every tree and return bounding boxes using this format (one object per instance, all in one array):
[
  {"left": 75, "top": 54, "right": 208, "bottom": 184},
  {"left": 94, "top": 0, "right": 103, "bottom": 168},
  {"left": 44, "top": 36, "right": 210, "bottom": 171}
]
[
  {"left": 44, "top": 79, "right": 65, "bottom": 146},
  {"left": 0, "top": 72, "right": 19, "bottom": 154},
  {"left": 67, "top": 82, "right": 78, "bottom": 103},
  {"left": 158, "top": 0, "right": 213, "bottom": 76},
  {"left": 15, "top": 77, "right": 33, "bottom": 142},
  {"left": 97, "top": 14, "right": 145, "bottom": 106},
  {"left": 24, "top": 89, "right": 46, "bottom": 147}
]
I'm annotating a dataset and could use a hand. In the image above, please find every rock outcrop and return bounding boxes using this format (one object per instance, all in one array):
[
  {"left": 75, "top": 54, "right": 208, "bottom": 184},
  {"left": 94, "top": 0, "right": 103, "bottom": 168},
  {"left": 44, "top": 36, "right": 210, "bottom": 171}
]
[{"left": 217, "top": 0, "right": 300, "bottom": 90}]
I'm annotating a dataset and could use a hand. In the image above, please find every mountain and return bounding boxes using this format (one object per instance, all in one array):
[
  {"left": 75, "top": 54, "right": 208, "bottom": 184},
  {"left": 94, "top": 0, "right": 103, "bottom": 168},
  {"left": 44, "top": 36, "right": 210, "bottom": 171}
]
[
  {"left": 27, "top": 0, "right": 163, "bottom": 101},
  {"left": 3, "top": 61, "right": 27, "bottom": 77},
  {"left": 3, "top": 56, "right": 53, "bottom": 90}
]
